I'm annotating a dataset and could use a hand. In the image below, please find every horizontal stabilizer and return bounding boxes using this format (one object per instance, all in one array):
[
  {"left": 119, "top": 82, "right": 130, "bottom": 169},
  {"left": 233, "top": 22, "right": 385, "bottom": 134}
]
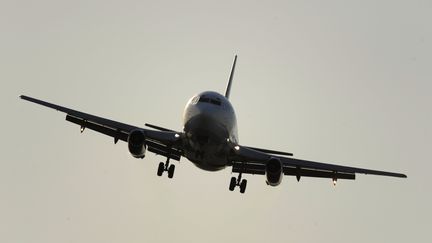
[
  {"left": 244, "top": 146, "right": 293, "bottom": 157},
  {"left": 145, "top": 123, "right": 175, "bottom": 132}
]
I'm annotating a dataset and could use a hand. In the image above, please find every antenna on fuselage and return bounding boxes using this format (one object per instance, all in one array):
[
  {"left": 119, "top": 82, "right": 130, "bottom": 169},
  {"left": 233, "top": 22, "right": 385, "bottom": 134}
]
[{"left": 225, "top": 55, "right": 237, "bottom": 99}]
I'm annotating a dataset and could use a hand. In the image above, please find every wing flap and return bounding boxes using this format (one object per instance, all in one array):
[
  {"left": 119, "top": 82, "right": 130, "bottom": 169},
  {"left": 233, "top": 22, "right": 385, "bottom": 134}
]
[
  {"left": 66, "top": 115, "right": 182, "bottom": 160},
  {"left": 283, "top": 167, "right": 355, "bottom": 180},
  {"left": 22, "top": 95, "right": 183, "bottom": 161},
  {"left": 280, "top": 157, "right": 406, "bottom": 178},
  {"left": 232, "top": 161, "right": 355, "bottom": 180},
  {"left": 147, "top": 146, "right": 181, "bottom": 161},
  {"left": 232, "top": 162, "right": 265, "bottom": 175},
  {"left": 231, "top": 144, "right": 406, "bottom": 179},
  {"left": 66, "top": 115, "right": 129, "bottom": 142}
]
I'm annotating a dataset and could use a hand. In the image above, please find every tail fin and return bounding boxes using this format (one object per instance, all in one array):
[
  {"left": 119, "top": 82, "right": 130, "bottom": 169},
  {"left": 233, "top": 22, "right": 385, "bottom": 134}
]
[{"left": 225, "top": 55, "right": 237, "bottom": 99}]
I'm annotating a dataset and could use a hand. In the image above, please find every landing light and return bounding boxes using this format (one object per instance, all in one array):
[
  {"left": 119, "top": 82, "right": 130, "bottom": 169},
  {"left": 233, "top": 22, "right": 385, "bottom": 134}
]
[
  {"left": 175, "top": 134, "right": 180, "bottom": 138},
  {"left": 234, "top": 145, "right": 240, "bottom": 151},
  {"left": 332, "top": 178, "right": 337, "bottom": 186}
]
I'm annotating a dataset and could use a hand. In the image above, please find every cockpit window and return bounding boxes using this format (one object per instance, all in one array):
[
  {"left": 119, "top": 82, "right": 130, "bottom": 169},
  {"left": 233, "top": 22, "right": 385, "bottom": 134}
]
[
  {"left": 199, "top": 97, "right": 210, "bottom": 103},
  {"left": 198, "top": 96, "right": 222, "bottom": 106},
  {"left": 191, "top": 96, "right": 200, "bottom": 104},
  {"left": 210, "top": 99, "right": 221, "bottom": 106}
]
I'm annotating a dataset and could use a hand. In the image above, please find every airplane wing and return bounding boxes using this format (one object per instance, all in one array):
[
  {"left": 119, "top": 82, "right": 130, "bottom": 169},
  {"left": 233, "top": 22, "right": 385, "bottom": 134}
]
[
  {"left": 229, "top": 143, "right": 407, "bottom": 181},
  {"left": 20, "top": 95, "right": 183, "bottom": 161}
]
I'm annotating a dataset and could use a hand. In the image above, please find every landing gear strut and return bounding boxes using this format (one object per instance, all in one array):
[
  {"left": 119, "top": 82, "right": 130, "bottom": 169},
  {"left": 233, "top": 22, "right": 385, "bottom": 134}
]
[
  {"left": 157, "top": 157, "right": 175, "bottom": 178},
  {"left": 229, "top": 173, "right": 247, "bottom": 193}
]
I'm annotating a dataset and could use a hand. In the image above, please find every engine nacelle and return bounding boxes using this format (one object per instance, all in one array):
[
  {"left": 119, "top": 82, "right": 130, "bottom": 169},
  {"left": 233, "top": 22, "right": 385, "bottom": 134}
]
[
  {"left": 128, "top": 129, "right": 147, "bottom": 158},
  {"left": 265, "top": 158, "right": 283, "bottom": 186}
]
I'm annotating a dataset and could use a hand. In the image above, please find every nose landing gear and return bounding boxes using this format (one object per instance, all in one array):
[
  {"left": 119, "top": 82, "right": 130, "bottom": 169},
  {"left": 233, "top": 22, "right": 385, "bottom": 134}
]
[
  {"left": 229, "top": 173, "right": 247, "bottom": 193},
  {"left": 157, "top": 157, "right": 175, "bottom": 178}
]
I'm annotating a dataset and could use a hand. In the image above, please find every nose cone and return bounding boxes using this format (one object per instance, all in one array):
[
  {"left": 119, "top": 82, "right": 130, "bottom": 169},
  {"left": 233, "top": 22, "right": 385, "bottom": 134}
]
[
  {"left": 183, "top": 90, "right": 237, "bottom": 145},
  {"left": 196, "top": 133, "right": 210, "bottom": 145},
  {"left": 184, "top": 112, "right": 229, "bottom": 146},
  {"left": 194, "top": 102, "right": 217, "bottom": 118}
]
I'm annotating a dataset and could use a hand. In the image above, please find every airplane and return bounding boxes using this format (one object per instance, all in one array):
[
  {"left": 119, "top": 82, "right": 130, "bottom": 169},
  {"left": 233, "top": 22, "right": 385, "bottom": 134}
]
[{"left": 20, "top": 55, "right": 406, "bottom": 193}]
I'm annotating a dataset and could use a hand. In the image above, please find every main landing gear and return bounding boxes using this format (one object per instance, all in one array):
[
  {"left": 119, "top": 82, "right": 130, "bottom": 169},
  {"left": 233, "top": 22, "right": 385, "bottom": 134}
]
[
  {"left": 229, "top": 173, "right": 247, "bottom": 193},
  {"left": 157, "top": 157, "right": 175, "bottom": 178}
]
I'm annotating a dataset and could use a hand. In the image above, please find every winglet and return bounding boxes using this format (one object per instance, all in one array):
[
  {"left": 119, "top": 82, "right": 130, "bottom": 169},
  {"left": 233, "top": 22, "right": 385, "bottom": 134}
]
[{"left": 225, "top": 55, "right": 237, "bottom": 99}]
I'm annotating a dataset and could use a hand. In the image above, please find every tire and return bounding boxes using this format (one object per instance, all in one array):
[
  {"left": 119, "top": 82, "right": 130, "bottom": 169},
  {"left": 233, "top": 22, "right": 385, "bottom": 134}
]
[
  {"left": 157, "top": 162, "right": 164, "bottom": 176},
  {"left": 229, "top": 177, "right": 236, "bottom": 191},
  {"left": 168, "top": 164, "right": 175, "bottom": 179},
  {"left": 240, "top": 179, "right": 247, "bottom": 194}
]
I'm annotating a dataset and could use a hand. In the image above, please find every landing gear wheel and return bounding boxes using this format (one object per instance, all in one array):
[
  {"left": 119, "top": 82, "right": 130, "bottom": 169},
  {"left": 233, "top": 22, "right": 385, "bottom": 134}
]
[
  {"left": 157, "top": 162, "right": 164, "bottom": 176},
  {"left": 168, "top": 164, "right": 175, "bottom": 179},
  {"left": 239, "top": 179, "right": 247, "bottom": 194},
  {"left": 229, "top": 177, "right": 236, "bottom": 191}
]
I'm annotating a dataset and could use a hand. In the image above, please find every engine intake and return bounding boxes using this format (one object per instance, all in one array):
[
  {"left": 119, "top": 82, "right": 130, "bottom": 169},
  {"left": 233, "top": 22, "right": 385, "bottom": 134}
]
[
  {"left": 265, "top": 158, "right": 283, "bottom": 186},
  {"left": 128, "top": 129, "right": 147, "bottom": 158}
]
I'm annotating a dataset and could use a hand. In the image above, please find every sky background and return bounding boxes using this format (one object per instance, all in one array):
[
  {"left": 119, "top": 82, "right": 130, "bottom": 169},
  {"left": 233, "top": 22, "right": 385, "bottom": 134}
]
[{"left": 1, "top": 0, "right": 431, "bottom": 242}]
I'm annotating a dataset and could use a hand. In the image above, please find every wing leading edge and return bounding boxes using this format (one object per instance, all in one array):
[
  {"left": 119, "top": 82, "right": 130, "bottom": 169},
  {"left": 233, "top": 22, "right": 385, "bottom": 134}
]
[
  {"left": 20, "top": 95, "right": 183, "bottom": 161},
  {"left": 230, "top": 143, "right": 407, "bottom": 180},
  {"left": 20, "top": 95, "right": 406, "bottom": 185}
]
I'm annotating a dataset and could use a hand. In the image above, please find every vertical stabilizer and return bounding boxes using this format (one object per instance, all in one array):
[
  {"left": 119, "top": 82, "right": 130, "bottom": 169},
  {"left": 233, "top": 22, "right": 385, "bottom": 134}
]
[{"left": 225, "top": 55, "right": 237, "bottom": 99}]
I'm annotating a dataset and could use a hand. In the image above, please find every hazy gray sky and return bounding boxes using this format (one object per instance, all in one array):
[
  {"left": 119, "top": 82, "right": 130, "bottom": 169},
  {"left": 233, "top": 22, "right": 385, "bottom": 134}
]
[{"left": 1, "top": 0, "right": 430, "bottom": 242}]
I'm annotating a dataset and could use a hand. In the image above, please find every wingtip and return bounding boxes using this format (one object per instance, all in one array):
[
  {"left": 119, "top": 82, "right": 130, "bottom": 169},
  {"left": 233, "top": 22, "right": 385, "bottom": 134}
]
[{"left": 394, "top": 173, "right": 407, "bottom": 178}]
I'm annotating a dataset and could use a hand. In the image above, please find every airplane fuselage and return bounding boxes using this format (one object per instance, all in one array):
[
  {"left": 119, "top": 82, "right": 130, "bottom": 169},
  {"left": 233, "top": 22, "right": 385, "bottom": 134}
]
[{"left": 182, "top": 91, "right": 238, "bottom": 171}]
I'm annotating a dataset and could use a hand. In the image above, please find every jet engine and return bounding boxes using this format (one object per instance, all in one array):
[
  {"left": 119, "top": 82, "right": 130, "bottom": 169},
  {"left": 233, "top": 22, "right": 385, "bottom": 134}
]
[
  {"left": 128, "top": 129, "right": 147, "bottom": 158},
  {"left": 265, "top": 158, "right": 283, "bottom": 186}
]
